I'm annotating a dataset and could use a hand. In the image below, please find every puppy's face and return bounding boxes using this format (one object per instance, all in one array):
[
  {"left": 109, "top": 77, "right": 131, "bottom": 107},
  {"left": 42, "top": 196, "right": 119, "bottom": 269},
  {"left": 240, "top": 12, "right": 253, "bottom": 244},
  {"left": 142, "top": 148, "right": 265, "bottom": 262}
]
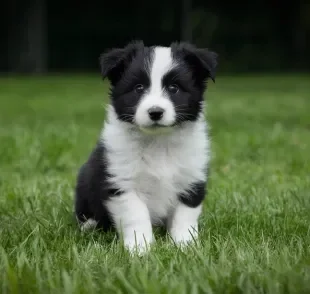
[{"left": 100, "top": 41, "right": 217, "bottom": 134}]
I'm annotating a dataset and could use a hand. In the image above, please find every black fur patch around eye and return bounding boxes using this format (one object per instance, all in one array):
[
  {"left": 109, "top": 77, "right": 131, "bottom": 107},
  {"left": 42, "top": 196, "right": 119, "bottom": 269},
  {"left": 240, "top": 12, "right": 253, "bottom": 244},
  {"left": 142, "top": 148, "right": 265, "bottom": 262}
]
[
  {"left": 162, "top": 67, "right": 194, "bottom": 93},
  {"left": 112, "top": 69, "right": 150, "bottom": 96},
  {"left": 161, "top": 66, "right": 203, "bottom": 123},
  {"left": 108, "top": 46, "right": 154, "bottom": 123}
]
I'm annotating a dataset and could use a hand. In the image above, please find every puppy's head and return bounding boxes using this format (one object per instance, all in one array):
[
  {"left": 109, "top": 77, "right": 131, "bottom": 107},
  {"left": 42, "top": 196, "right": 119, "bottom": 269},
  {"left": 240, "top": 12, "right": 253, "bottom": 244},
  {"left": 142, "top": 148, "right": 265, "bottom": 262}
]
[{"left": 99, "top": 41, "right": 218, "bottom": 134}]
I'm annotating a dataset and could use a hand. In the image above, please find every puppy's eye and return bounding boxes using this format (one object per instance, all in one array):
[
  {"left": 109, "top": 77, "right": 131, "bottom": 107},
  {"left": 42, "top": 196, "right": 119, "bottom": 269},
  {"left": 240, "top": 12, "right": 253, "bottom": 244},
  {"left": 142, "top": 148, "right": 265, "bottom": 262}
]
[
  {"left": 134, "top": 84, "right": 145, "bottom": 94},
  {"left": 167, "top": 84, "right": 179, "bottom": 94}
]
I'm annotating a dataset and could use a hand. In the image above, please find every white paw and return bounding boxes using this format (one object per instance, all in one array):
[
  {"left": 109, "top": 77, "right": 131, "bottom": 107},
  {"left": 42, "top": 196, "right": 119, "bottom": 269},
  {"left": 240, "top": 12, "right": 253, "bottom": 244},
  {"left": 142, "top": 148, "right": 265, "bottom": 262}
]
[
  {"left": 80, "top": 218, "right": 98, "bottom": 232},
  {"left": 168, "top": 202, "right": 202, "bottom": 250},
  {"left": 170, "top": 226, "right": 198, "bottom": 248},
  {"left": 124, "top": 235, "right": 152, "bottom": 256}
]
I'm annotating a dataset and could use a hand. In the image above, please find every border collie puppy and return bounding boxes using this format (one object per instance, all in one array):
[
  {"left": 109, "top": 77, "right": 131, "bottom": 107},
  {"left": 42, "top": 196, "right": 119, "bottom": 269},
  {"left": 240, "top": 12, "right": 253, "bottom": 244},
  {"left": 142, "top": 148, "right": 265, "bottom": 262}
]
[{"left": 74, "top": 41, "right": 218, "bottom": 254}]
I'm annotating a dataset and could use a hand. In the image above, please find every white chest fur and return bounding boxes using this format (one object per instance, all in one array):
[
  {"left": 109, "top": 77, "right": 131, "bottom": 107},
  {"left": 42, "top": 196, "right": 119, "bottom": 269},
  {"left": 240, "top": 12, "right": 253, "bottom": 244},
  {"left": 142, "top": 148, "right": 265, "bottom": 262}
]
[{"left": 101, "top": 107, "right": 210, "bottom": 224}]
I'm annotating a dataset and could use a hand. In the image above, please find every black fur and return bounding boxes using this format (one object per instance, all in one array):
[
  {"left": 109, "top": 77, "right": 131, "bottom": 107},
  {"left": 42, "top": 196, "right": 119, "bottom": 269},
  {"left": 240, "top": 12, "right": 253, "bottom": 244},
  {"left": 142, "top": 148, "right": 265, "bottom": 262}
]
[
  {"left": 171, "top": 42, "right": 218, "bottom": 86},
  {"left": 178, "top": 181, "right": 206, "bottom": 208},
  {"left": 74, "top": 142, "right": 115, "bottom": 230}
]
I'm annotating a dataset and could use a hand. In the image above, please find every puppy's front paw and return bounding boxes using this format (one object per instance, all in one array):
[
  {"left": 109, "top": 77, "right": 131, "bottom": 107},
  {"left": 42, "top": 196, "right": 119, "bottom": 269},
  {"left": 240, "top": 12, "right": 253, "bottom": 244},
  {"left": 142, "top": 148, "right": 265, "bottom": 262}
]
[
  {"left": 170, "top": 225, "right": 198, "bottom": 248},
  {"left": 168, "top": 202, "right": 202, "bottom": 250},
  {"left": 124, "top": 235, "right": 152, "bottom": 256}
]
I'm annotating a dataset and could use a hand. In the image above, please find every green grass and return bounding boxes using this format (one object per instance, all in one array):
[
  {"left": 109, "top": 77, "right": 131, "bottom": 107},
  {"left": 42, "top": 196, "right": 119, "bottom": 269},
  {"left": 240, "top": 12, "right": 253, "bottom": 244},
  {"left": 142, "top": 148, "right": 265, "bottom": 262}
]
[{"left": 0, "top": 74, "right": 310, "bottom": 293}]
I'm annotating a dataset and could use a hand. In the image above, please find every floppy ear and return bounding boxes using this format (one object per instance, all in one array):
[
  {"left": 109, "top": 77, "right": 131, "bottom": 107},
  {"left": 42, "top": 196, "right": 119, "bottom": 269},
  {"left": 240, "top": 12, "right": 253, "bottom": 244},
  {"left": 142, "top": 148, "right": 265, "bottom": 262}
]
[
  {"left": 99, "top": 40, "right": 144, "bottom": 85},
  {"left": 172, "top": 42, "right": 218, "bottom": 85}
]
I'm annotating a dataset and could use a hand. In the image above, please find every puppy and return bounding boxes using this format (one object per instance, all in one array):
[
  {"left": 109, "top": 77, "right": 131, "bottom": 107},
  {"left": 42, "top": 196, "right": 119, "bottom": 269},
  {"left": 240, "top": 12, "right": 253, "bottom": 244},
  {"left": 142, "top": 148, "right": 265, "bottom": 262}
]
[{"left": 74, "top": 41, "right": 218, "bottom": 254}]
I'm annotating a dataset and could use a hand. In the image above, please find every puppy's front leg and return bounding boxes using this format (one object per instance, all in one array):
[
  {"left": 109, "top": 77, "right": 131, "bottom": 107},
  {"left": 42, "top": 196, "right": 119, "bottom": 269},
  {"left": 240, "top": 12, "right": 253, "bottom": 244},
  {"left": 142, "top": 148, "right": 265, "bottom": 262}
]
[
  {"left": 168, "top": 203, "right": 202, "bottom": 246},
  {"left": 107, "top": 192, "right": 153, "bottom": 255},
  {"left": 168, "top": 182, "right": 205, "bottom": 247}
]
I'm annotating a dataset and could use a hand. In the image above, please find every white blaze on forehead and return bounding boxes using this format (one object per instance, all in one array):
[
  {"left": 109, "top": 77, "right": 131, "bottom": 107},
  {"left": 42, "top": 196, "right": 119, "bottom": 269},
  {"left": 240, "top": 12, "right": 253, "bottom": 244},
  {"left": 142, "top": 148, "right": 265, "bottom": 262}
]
[
  {"left": 149, "top": 47, "right": 174, "bottom": 94},
  {"left": 134, "top": 46, "right": 177, "bottom": 128}
]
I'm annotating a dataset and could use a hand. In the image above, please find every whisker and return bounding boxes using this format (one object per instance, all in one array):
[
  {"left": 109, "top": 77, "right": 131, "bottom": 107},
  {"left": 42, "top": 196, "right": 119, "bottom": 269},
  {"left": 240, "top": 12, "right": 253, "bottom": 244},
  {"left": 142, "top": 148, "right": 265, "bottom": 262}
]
[
  {"left": 174, "top": 104, "right": 190, "bottom": 108},
  {"left": 176, "top": 112, "right": 197, "bottom": 118},
  {"left": 124, "top": 106, "right": 137, "bottom": 111},
  {"left": 118, "top": 114, "right": 135, "bottom": 122}
]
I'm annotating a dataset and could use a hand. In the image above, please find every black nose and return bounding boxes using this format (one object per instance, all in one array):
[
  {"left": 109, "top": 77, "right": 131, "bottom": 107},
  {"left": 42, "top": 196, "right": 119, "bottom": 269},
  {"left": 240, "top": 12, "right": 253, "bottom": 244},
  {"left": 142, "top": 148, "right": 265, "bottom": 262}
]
[{"left": 148, "top": 106, "right": 165, "bottom": 121}]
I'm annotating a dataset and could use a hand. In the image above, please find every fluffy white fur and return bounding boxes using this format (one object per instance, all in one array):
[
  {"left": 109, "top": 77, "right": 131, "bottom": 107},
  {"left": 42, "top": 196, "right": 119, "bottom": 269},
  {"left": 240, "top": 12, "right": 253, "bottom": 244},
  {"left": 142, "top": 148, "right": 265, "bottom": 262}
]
[{"left": 101, "top": 105, "right": 209, "bottom": 254}]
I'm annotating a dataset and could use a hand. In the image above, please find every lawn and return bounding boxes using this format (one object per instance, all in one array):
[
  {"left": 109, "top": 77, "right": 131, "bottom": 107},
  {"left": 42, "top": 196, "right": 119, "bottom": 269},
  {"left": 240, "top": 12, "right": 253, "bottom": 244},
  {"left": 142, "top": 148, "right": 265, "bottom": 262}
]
[{"left": 0, "top": 74, "right": 309, "bottom": 294}]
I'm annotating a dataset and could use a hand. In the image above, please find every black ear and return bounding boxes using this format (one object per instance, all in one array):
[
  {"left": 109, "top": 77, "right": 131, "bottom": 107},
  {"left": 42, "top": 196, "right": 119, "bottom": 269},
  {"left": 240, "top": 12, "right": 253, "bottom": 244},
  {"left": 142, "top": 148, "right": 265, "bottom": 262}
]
[
  {"left": 99, "top": 40, "right": 144, "bottom": 85},
  {"left": 172, "top": 42, "right": 218, "bottom": 84}
]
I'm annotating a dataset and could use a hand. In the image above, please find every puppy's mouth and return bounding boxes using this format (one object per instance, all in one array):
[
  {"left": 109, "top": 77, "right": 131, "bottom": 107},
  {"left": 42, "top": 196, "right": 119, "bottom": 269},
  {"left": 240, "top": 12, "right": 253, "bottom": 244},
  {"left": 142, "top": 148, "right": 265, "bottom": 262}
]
[{"left": 138, "top": 123, "right": 176, "bottom": 135}]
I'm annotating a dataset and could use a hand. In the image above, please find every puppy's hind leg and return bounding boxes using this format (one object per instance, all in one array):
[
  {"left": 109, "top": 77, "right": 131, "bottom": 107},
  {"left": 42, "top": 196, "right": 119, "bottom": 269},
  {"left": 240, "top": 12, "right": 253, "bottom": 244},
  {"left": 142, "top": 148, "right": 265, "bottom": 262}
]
[{"left": 74, "top": 163, "right": 98, "bottom": 232}]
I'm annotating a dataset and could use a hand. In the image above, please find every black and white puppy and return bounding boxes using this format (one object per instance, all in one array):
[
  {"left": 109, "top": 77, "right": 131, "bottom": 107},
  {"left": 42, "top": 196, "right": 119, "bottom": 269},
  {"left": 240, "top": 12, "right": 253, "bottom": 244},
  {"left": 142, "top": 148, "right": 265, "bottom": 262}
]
[{"left": 74, "top": 41, "right": 218, "bottom": 254}]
